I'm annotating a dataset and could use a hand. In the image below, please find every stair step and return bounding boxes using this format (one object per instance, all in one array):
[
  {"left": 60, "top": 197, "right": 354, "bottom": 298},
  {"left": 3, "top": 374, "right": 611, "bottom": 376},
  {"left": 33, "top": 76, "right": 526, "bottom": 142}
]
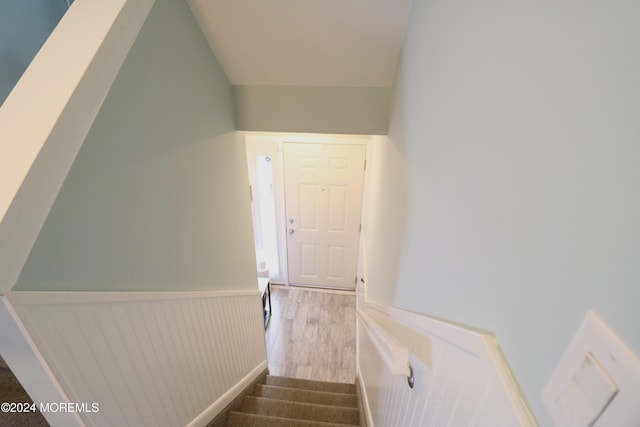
[
  {"left": 226, "top": 412, "right": 357, "bottom": 427},
  {"left": 254, "top": 384, "right": 358, "bottom": 408},
  {"left": 239, "top": 396, "right": 359, "bottom": 425},
  {"left": 265, "top": 375, "right": 356, "bottom": 395}
]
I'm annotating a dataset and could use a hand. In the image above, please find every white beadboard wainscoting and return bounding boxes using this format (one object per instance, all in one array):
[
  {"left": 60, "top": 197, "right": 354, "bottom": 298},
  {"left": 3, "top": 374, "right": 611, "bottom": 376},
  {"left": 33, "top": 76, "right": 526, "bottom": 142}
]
[
  {"left": 7, "top": 290, "right": 267, "bottom": 427},
  {"left": 357, "top": 301, "right": 538, "bottom": 427}
]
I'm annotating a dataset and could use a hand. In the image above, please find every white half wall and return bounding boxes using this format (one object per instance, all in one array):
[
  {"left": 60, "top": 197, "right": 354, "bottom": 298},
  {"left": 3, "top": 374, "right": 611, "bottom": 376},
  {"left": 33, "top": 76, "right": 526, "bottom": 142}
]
[
  {"left": 357, "top": 300, "right": 537, "bottom": 427},
  {"left": 8, "top": 290, "right": 268, "bottom": 427}
]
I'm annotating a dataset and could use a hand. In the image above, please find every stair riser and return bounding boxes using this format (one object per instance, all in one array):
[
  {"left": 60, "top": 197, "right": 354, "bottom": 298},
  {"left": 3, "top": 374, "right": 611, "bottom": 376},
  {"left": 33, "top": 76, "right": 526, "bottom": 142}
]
[
  {"left": 226, "top": 412, "right": 358, "bottom": 427},
  {"left": 240, "top": 396, "right": 359, "bottom": 425},
  {"left": 223, "top": 375, "right": 360, "bottom": 426},
  {"left": 266, "top": 375, "right": 357, "bottom": 395},
  {"left": 255, "top": 384, "right": 358, "bottom": 408}
]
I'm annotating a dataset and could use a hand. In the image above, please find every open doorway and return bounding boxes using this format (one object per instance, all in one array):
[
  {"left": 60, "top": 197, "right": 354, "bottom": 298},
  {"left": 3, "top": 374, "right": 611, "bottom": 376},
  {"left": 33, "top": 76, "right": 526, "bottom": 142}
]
[
  {"left": 244, "top": 133, "right": 371, "bottom": 290},
  {"left": 252, "top": 154, "right": 280, "bottom": 278}
]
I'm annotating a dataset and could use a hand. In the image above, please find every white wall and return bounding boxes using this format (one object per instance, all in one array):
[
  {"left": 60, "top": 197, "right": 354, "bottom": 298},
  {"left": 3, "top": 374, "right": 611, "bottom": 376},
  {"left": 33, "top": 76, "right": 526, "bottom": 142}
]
[
  {"left": 14, "top": 0, "right": 257, "bottom": 292},
  {"left": 363, "top": 135, "right": 407, "bottom": 304},
  {"left": 364, "top": 0, "right": 640, "bottom": 424}
]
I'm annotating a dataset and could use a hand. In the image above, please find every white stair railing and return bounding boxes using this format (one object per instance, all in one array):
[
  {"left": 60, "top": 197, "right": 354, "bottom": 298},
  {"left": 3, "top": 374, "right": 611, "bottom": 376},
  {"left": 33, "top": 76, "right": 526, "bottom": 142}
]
[{"left": 356, "top": 308, "right": 414, "bottom": 388}]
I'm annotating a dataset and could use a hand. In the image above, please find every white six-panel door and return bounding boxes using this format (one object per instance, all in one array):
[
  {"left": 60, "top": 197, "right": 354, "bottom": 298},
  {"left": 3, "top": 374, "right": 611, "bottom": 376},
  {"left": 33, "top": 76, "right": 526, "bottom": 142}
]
[{"left": 284, "top": 143, "right": 366, "bottom": 289}]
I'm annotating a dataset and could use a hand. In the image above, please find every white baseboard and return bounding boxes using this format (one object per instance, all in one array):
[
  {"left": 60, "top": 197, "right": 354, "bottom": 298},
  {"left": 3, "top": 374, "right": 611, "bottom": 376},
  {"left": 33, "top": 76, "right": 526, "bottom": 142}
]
[
  {"left": 186, "top": 360, "right": 268, "bottom": 427},
  {"left": 357, "top": 367, "right": 375, "bottom": 427}
]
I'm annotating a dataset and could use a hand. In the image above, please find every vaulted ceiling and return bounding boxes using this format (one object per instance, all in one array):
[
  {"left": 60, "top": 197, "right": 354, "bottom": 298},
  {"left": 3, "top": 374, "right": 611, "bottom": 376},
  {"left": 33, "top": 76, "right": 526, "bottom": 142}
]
[{"left": 186, "top": 0, "right": 412, "bottom": 87}]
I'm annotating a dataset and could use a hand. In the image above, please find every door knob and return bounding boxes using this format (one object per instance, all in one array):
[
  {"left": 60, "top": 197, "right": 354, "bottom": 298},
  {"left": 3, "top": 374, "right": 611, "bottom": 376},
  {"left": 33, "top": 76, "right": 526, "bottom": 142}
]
[{"left": 288, "top": 229, "right": 295, "bottom": 235}]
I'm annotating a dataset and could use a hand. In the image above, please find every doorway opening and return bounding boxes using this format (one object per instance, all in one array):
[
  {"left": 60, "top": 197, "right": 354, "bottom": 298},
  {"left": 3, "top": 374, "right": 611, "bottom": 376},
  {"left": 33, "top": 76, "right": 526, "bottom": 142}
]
[
  {"left": 253, "top": 155, "right": 280, "bottom": 278},
  {"left": 245, "top": 133, "right": 371, "bottom": 290}
]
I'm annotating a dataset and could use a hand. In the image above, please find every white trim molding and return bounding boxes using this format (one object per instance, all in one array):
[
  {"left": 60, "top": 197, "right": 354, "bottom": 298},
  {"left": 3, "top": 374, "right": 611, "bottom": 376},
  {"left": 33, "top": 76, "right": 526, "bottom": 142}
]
[
  {"left": 356, "top": 308, "right": 409, "bottom": 377},
  {"left": 186, "top": 360, "right": 268, "bottom": 427},
  {"left": 8, "top": 289, "right": 259, "bottom": 305}
]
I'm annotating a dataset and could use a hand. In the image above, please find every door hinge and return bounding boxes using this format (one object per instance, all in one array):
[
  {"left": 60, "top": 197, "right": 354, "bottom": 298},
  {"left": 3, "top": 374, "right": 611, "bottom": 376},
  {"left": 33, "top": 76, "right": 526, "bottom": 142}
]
[
  {"left": 355, "top": 276, "right": 358, "bottom": 285},
  {"left": 359, "top": 224, "right": 362, "bottom": 232},
  {"left": 249, "top": 185, "right": 253, "bottom": 202},
  {"left": 364, "top": 159, "right": 367, "bottom": 170}
]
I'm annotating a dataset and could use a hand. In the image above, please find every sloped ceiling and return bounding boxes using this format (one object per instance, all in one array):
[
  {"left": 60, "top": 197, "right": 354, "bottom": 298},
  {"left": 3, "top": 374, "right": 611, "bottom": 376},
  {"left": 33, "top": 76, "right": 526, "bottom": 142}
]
[{"left": 186, "top": 0, "right": 412, "bottom": 87}]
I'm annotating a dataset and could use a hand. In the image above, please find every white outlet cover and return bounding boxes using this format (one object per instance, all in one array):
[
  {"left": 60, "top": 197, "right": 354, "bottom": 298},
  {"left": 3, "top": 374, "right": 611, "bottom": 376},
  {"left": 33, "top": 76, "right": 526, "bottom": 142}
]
[{"left": 543, "top": 310, "right": 640, "bottom": 426}]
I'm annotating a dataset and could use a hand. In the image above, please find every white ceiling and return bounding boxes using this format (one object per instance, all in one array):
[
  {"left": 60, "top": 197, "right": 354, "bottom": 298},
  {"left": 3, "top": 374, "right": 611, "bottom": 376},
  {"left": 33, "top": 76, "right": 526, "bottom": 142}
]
[{"left": 186, "top": 0, "right": 412, "bottom": 88}]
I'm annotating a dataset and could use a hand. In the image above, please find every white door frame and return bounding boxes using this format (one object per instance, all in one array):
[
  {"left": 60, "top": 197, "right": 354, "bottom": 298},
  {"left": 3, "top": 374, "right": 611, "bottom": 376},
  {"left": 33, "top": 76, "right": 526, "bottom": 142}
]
[{"left": 244, "top": 132, "right": 372, "bottom": 287}]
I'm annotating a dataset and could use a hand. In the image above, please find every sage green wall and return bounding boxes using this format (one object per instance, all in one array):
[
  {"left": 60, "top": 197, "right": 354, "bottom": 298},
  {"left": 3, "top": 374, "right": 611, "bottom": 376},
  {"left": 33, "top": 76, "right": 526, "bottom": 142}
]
[
  {"left": 15, "top": 0, "right": 257, "bottom": 291},
  {"left": 233, "top": 85, "right": 391, "bottom": 135},
  {"left": 365, "top": 0, "right": 640, "bottom": 424}
]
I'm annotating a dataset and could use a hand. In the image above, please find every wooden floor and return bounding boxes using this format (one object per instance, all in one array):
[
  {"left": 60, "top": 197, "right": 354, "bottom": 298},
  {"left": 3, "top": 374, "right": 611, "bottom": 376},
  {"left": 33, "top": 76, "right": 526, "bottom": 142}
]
[{"left": 265, "top": 285, "right": 356, "bottom": 384}]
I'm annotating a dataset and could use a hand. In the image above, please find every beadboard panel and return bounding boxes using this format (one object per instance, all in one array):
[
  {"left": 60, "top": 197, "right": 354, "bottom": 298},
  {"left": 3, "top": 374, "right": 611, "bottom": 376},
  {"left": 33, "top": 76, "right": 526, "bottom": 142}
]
[
  {"left": 358, "top": 302, "right": 537, "bottom": 427},
  {"left": 8, "top": 291, "right": 267, "bottom": 427}
]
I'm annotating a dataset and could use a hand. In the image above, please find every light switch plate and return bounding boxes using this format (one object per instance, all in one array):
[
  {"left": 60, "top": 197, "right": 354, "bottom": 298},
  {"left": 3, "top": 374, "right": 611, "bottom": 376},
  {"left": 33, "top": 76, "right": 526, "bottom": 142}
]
[
  {"left": 542, "top": 310, "right": 640, "bottom": 427},
  {"left": 555, "top": 353, "right": 618, "bottom": 427}
]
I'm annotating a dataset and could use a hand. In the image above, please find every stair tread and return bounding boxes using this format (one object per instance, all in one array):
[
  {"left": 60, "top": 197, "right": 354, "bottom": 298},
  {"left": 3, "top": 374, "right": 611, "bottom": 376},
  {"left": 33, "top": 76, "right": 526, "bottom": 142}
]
[
  {"left": 226, "top": 412, "right": 358, "bottom": 427},
  {"left": 265, "top": 375, "right": 356, "bottom": 395},
  {"left": 255, "top": 384, "right": 358, "bottom": 408},
  {"left": 239, "top": 396, "right": 359, "bottom": 425}
]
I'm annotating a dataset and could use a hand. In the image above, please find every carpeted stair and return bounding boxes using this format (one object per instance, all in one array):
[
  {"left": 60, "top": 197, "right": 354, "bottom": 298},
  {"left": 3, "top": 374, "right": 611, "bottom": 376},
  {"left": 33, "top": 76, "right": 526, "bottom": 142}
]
[{"left": 224, "top": 375, "right": 360, "bottom": 426}]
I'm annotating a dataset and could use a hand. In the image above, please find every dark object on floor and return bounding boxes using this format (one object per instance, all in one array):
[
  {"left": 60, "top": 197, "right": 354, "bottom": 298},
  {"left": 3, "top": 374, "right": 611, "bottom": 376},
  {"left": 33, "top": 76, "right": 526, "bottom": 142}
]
[{"left": 0, "top": 355, "right": 50, "bottom": 427}]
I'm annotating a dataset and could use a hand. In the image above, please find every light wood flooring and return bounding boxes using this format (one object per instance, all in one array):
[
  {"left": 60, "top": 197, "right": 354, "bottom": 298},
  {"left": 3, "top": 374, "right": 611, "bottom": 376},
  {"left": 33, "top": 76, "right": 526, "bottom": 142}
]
[{"left": 265, "top": 285, "right": 356, "bottom": 384}]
